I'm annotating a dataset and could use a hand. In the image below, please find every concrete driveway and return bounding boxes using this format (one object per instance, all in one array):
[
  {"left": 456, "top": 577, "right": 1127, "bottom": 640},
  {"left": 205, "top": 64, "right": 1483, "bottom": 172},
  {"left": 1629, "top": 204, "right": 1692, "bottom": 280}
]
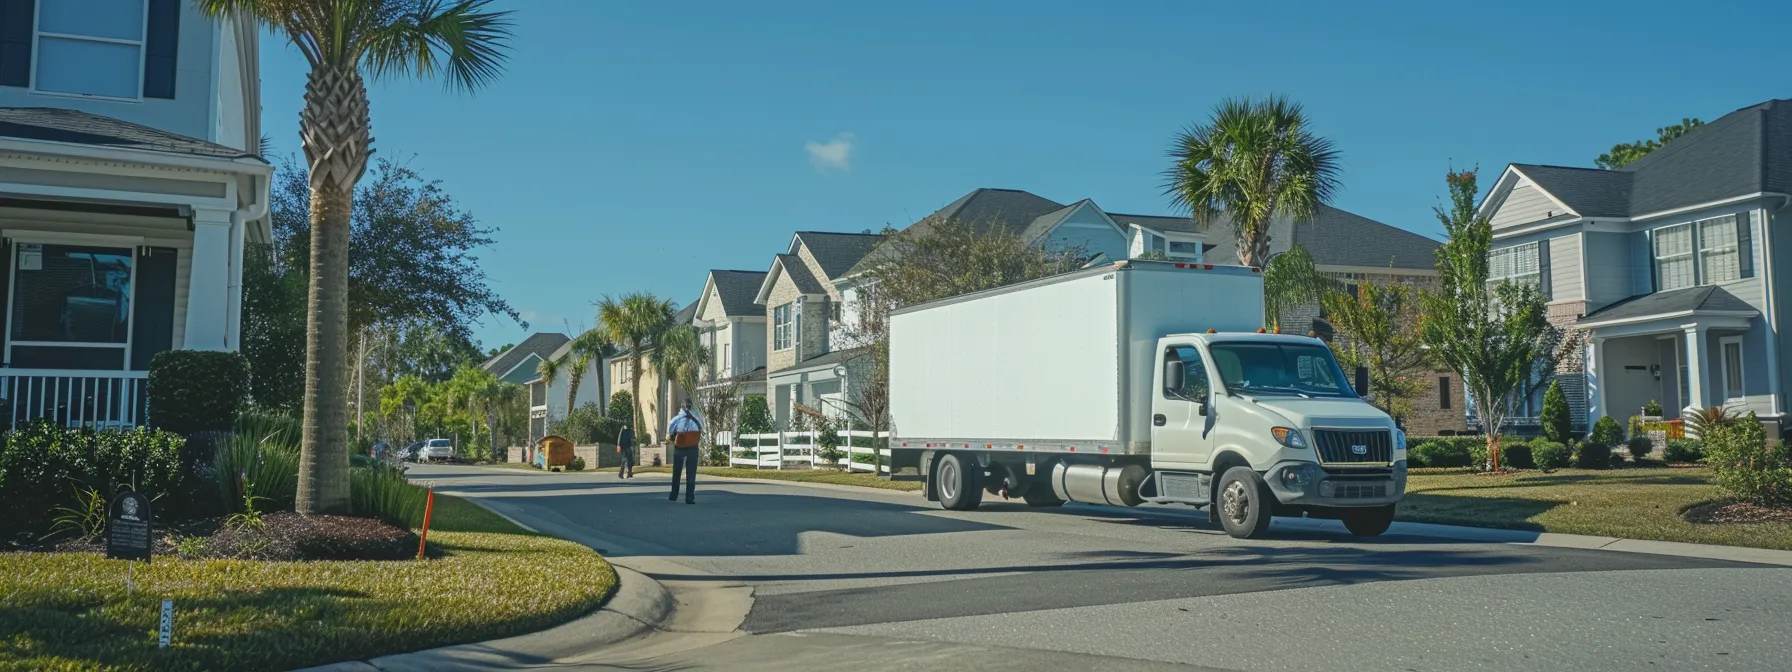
[{"left": 406, "top": 464, "right": 1792, "bottom": 671}]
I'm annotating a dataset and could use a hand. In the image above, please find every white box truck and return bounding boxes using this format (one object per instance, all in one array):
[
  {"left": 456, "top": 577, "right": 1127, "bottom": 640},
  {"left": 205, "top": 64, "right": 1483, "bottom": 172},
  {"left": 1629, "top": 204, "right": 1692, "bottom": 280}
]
[{"left": 886, "top": 259, "right": 1407, "bottom": 538}]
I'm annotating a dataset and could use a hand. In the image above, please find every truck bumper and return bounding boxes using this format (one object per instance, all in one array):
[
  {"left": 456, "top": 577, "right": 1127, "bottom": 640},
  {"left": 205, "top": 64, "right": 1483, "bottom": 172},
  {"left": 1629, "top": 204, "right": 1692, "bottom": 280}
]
[{"left": 1264, "top": 460, "right": 1406, "bottom": 507}]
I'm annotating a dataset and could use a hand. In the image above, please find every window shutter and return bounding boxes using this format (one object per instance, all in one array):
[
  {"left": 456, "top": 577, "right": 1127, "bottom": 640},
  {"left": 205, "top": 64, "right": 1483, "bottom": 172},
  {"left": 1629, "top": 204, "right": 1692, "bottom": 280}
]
[
  {"left": 143, "top": 0, "right": 181, "bottom": 99},
  {"left": 1738, "top": 211, "right": 1755, "bottom": 279},
  {"left": 0, "top": 238, "right": 8, "bottom": 365},
  {"left": 131, "top": 247, "right": 179, "bottom": 370},
  {"left": 1538, "top": 240, "right": 1552, "bottom": 301},
  {"left": 0, "top": 0, "right": 32, "bottom": 88},
  {"left": 1645, "top": 230, "right": 1658, "bottom": 293}
]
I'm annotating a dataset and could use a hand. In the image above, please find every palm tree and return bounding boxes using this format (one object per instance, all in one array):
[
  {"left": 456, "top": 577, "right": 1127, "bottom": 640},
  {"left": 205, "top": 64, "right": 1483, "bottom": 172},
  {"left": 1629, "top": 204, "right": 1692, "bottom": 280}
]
[
  {"left": 1163, "top": 95, "right": 1341, "bottom": 268},
  {"left": 535, "top": 356, "right": 561, "bottom": 415},
  {"left": 652, "top": 324, "right": 710, "bottom": 420},
  {"left": 597, "top": 294, "right": 675, "bottom": 441},
  {"left": 564, "top": 329, "right": 612, "bottom": 415},
  {"left": 200, "top": 0, "right": 514, "bottom": 515},
  {"left": 1261, "top": 245, "right": 1338, "bottom": 332}
]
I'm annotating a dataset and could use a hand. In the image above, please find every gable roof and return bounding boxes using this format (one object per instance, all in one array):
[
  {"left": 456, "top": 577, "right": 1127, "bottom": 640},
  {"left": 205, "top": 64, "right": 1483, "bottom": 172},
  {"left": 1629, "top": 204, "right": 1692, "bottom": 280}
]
[
  {"left": 481, "top": 332, "right": 570, "bottom": 378},
  {"left": 1109, "top": 212, "right": 1201, "bottom": 235},
  {"left": 1199, "top": 205, "right": 1440, "bottom": 270},
  {"left": 1500, "top": 99, "right": 1792, "bottom": 220},
  {"left": 0, "top": 107, "right": 262, "bottom": 160},
  {"left": 916, "top": 188, "right": 1067, "bottom": 236},
  {"left": 791, "top": 231, "right": 885, "bottom": 279},
  {"left": 703, "top": 269, "right": 769, "bottom": 318},
  {"left": 675, "top": 302, "right": 697, "bottom": 325},
  {"left": 1577, "top": 285, "right": 1757, "bottom": 325},
  {"left": 754, "top": 254, "right": 826, "bottom": 304}
]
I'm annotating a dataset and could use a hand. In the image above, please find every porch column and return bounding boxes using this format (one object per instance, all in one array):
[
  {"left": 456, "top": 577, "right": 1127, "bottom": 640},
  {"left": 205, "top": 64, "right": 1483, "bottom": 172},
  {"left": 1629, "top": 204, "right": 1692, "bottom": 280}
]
[
  {"left": 1684, "top": 324, "right": 1709, "bottom": 410},
  {"left": 1588, "top": 336, "right": 1607, "bottom": 424},
  {"left": 184, "top": 208, "right": 233, "bottom": 351}
]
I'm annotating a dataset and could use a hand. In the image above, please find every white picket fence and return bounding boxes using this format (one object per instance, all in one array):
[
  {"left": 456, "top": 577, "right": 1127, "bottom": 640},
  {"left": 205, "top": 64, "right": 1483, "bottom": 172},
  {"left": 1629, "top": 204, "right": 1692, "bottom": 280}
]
[{"left": 725, "top": 430, "right": 892, "bottom": 474}]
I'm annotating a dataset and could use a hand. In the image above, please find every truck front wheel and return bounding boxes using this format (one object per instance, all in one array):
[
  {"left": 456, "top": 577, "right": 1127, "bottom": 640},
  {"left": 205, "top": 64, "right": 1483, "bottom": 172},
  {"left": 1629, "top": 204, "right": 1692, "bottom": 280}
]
[
  {"left": 1341, "top": 505, "right": 1396, "bottom": 538},
  {"left": 936, "top": 453, "right": 983, "bottom": 511},
  {"left": 1216, "top": 467, "right": 1274, "bottom": 539}
]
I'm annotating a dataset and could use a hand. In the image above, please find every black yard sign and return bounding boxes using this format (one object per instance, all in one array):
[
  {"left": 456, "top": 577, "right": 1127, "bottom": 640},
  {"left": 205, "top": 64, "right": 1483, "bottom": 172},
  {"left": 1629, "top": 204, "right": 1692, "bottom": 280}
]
[{"left": 106, "top": 491, "right": 153, "bottom": 563}]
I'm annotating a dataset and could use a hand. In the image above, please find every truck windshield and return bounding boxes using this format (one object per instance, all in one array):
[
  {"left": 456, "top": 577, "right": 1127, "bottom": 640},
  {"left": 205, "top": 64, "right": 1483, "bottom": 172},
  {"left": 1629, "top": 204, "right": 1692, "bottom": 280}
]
[{"left": 1208, "top": 342, "right": 1356, "bottom": 398}]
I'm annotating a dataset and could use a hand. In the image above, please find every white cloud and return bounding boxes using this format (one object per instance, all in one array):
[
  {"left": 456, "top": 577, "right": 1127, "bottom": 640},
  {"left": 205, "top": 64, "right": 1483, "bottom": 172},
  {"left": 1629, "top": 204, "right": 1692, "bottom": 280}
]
[{"left": 805, "top": 132, "right": 856, "bottom": 173}]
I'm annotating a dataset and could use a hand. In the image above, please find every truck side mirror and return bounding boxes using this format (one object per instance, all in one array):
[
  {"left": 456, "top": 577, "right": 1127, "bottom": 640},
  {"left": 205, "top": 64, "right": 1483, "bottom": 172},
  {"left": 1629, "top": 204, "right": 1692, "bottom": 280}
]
[
  {"left": 1353, "top": 365, "right": 1370, "bottom": 398},
  {"left": 1164, "top": 359, "right": 1184, "bottom": 395}
]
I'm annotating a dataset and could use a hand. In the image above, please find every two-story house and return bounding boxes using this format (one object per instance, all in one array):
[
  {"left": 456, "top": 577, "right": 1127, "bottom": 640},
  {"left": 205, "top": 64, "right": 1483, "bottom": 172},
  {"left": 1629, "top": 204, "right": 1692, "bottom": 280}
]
[
  {"left": 1479, "top": 98, "right": 1792, "bottom": 436},
  {"left": 755, "top": 231, "right": 884, "bottom": 427},
  {"left": 479, "top": 331, "right": 570, "bottom": 444},
  {"left": 692, "top": 269, "right": 768, "bottom": 400},
  {"left": 0, "top": 2, "right": 268, "bottom": 428}
]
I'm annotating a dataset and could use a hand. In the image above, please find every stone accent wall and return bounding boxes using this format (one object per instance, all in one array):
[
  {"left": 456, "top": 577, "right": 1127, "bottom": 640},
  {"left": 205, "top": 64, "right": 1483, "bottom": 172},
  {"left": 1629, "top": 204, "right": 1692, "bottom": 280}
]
[
  {"left": 765, "top": 276, "right": 802, "bottom": 373},
  {"left": 1546, "top": 301, "right": 1589, "bottom": 431},
  {"left": 1405, "top": 372, "right": 1469, "bottom": 436}
]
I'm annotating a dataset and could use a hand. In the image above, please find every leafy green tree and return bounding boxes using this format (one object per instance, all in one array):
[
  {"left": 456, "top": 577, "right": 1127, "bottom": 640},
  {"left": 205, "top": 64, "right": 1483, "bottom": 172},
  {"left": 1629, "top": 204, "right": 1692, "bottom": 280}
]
[
  {"left": 739, "top": 394, "right": 775, "bottom": 435},
  {"left": 1419, "top": 168, "right": 1565, "bottom": 471},
  {"left": 1163, "top": 95, "right": 1341, "bottom": 267},
  {"left": 597, "top": 294, "right": 676, "bottom": 443},
  {"left": 202, "top": 0, "right": 514, "bottom": 515},
  {"left": 1595, "top": 118, "right": 1705, "bottom": 169},
  {"left": 243, "top": 244, "right": 306, "bottom": 412},
  {"left": 1541, "top": 380, "right": 1572, "bottom": 445},
  {"left": 1322, "top": 280, "right": 1430, "bottom": 421}
]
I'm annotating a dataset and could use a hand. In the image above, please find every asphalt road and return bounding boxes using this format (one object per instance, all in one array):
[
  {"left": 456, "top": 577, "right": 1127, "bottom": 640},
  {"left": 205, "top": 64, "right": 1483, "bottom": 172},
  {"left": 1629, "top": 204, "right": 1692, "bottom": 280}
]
[{"left": 409, "top": 464, "right": 1792, "bottom": 672}]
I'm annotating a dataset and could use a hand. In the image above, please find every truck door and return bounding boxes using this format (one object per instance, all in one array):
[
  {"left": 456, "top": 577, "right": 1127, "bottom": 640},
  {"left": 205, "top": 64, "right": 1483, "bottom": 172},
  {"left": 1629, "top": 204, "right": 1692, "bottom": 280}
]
[{"left": 1151, "top": 344, "right": 1214, "bottom": 470}]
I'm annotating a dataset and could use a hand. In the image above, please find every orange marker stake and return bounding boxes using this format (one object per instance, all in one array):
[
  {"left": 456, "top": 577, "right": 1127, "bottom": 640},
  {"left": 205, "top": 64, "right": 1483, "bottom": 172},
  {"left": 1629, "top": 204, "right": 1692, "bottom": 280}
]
[{"left": 416, "top": 489, "right": 436, "bottom": 560}]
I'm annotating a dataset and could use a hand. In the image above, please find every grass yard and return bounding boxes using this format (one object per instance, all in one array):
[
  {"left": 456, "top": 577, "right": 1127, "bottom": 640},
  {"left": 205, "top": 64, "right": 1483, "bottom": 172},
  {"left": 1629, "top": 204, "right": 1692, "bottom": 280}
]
[
  {"left": 1401, "top": 467, "right": 1792, "bottom": 550},
  {"left": 0, "top": 495, "right": 614, "bottom": 672}
]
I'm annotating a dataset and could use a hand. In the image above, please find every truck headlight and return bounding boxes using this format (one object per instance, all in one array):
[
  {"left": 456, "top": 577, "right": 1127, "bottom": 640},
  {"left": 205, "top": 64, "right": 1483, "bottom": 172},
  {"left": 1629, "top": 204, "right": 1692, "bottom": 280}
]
[
  {"left": 1270, "top": 427, "right": 1308, "bottom": 449},
  {"left": 1394, "top": 428, "right": 1407, "bottom": 451}
]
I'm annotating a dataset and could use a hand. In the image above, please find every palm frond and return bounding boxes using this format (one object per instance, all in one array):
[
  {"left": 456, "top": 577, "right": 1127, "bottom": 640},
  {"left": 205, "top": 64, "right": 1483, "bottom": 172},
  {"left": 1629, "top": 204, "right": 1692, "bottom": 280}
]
[{"left": 363, "top": 0, "right": 514, "bottom": 92}]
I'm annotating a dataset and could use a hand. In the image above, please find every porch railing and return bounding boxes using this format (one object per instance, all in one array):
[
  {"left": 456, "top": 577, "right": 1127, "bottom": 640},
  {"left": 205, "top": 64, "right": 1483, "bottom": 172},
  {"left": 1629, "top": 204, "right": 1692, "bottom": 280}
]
[{"left": 0, "top": 369, "right": 149, "bottom": 430}]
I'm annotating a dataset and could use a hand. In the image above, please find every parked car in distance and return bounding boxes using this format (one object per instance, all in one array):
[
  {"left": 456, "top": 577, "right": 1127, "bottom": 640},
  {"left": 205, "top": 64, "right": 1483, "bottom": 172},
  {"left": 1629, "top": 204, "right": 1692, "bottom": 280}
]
[
  {"left": 401, "top": 441, "right": 426, "bottom": 462},
  {"left": 418, "top": 438, "right": 454, "bottom": 463}
]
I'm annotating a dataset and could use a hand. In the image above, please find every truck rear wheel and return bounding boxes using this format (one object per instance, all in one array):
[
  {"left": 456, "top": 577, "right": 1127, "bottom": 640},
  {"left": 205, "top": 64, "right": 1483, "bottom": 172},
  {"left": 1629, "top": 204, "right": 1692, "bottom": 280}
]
[
  {"left": 936, "top": 453, "right": 983, "bottom": 511},
  {"left": 1342, "top": 505, "right": 1396, "bottom": 538},
  {"left": 1216, "top": 467, "right": 1274, "bottom": 539}
]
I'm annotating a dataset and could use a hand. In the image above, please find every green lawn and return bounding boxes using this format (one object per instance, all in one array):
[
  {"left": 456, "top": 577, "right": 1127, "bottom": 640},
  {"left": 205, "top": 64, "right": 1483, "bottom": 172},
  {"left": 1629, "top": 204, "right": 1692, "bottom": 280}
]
[
  {"left": 1401, "top": 467, "right": 1792, "bottom": 550},
  {"left": 0, "top": 496, "right": 614, "bottom": 672}
]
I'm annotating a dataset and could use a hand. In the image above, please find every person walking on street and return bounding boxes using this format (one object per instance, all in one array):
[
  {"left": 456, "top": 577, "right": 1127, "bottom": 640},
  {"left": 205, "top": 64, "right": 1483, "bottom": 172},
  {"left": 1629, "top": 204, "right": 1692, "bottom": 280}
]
[
  {"left": 667, "top": 399, "right": 703, "bottom": 504},
  {"left": 617, "top": 425, "right": 635, "bottom": 479}
]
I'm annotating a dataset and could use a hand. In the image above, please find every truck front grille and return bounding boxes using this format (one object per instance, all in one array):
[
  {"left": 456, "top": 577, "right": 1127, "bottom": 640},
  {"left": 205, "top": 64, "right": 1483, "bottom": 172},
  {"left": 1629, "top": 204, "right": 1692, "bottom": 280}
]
[
  {"left": 1324, "top": 482, "right": 1388, "bottom": 499},
  {"left": 1312, "top": 429, "right": 1392, "bottom": 466}
]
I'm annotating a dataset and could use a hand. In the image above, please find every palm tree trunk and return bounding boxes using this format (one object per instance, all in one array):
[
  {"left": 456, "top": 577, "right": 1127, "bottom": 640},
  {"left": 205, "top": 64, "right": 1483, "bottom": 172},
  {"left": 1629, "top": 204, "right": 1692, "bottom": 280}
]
[
  {"left": 629, "top": 352, "right": 645, "bottom": 444},
  {"left": 295, "top": 66, "right": 372, "bottom": 515}
]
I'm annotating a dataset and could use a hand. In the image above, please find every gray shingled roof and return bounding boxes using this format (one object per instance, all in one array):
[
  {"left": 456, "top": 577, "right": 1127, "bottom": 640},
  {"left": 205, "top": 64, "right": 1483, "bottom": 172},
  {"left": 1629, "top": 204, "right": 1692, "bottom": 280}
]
[
  {"left": 1109, "top": 212, "right": 1200, "bottom": 234},
  {"left": 0, "top": 107, "right": 261, "bottom": 160},
  {"left": 1201, "top": 205, "right": 1440, "bottom": 270},
  {"left": 793, "top": 231, "right": 884, "bottom": 279},
  {"left": 1508, "top": 99, "right": 1792, "bottom": 218},
  {"left": 708, "top": 269, "right": 768, "bottom": 317},
  {"left": 675, "top": 302, "right": 697, "bottom": 325},
  {"left": 1018, "top": 201, "right": 1085, "bottom": 242},
  {"left": 1578, "top": 286, "right": 1757, "bottom": 325},
  {"left": 481, "top": 332, "right": 570, "bottom": 378},
  {"left": 917, "top": 188, "right": 1067, "bottom": 236},
  {"left": 774, "top": 254, "right": 825, "bottom": 295}
]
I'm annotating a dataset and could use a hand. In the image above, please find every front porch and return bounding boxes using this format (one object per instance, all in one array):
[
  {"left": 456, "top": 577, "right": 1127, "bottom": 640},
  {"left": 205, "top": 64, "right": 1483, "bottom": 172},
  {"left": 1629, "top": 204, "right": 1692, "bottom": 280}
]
[
  {"left": 0, "top": 110, "right": 270, "bottom": 429},
  {"left": 1581, "top": 287, "right": 1772, "bottom": 422}
]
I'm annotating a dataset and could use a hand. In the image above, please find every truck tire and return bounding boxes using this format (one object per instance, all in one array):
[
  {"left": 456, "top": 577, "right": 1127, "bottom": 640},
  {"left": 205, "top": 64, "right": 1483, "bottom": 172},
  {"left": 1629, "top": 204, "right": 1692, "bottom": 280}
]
[
  {"left": 1342, "top": 505, "right": 1396, "bottom": 538},
  {"left": 1021, "top": 482, "right": 1065, "bottom": 507},
  {"left": 1216, "top": 467, "right": 1274, "bottom": 539},
  {"left": 936, "top": 453, "right": 983, "bottom": 511}
]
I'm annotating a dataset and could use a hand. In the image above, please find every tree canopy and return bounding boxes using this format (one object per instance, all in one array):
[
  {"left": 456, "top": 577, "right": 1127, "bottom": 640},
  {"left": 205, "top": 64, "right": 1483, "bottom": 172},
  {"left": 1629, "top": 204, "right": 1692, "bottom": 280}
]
[{"left": 1595, "top": 118, "right": 1705, "bottom": 169}]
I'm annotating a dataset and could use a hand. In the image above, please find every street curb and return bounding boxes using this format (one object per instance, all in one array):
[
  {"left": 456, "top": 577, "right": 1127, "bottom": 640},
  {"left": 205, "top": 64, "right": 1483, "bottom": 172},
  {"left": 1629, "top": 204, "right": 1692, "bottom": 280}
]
[{"left": 290, "top": 555, "right": 676, "bottom": 671}]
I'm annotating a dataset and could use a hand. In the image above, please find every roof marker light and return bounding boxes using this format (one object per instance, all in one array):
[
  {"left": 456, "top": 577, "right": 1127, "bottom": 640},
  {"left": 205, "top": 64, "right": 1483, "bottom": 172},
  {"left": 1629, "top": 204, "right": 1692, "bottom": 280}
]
[{"left": 1207, "top": 328, "right": 1217, "bottom": 334}]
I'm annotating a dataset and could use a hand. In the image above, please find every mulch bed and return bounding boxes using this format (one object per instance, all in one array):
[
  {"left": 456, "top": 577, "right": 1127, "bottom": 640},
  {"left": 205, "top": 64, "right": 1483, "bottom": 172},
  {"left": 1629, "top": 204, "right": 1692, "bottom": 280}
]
[
  {"left": 11, "top": 514, "right": 418, "bottom": 562},
  {"left": 1683, "top": 501, "right": 1792, "bottom": 525}
]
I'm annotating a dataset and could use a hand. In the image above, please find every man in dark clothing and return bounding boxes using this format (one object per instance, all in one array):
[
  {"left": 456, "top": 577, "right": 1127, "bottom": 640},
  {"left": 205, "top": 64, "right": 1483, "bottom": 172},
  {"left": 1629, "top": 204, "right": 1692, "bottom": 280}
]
[
  {"left": 667, "top": 398, "right": 703, "bottom": 504},
  {"left": 616, "top": 426, "right": 635, "bottom": 479}
]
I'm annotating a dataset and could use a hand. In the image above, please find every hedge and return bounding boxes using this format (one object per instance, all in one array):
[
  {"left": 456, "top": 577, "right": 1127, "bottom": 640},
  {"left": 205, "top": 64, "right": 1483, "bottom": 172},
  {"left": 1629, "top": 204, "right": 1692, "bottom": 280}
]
[
  {"left": 147, "top": 350, "right": 251, "bottom": 436},
  {"left": 0, "top": 423, "right": 187, "bottom": 541}
]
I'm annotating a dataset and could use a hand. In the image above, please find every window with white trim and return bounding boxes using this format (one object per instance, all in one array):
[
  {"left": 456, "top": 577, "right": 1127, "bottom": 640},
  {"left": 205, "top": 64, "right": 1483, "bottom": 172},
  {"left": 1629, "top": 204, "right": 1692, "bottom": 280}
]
[
  {"left": 1721, "top": 336, "right": 1744, "bottom": 401},
  {"left": 1653, "top": 213, "right": 1753, "bottom": 291},
  {"left": 773, "top": 303, "right": 792, "bottom": 350},
  {"left": 1654, "top": 223, "right": 1695, "bottom": 290},
  {"left": 1488, "top": 242, "right": 1541, "bottom": 292},
  {"left": 7, "top": 242, "right": 135, "bottom": 369},
  {"left": 1699, "top": 215, "right": 1742, "bottom": 284},
  {"left": 34, "top": 0, "right": 148, "bottom": 99},
  {"left": 1167, "top": 240, "right": 1201, "bottom": 259}
]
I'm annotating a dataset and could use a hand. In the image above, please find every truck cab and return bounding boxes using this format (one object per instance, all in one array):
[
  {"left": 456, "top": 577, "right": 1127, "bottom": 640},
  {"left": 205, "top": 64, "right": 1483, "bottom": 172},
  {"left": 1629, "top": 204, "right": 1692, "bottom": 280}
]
[{"left": 1152, "top": 333, "right": 1406, "bottom": 536}]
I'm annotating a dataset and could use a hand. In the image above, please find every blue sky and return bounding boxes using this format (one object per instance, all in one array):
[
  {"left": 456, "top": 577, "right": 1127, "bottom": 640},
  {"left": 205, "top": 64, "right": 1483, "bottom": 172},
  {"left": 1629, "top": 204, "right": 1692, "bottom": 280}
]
[{"left": 258, "top": 0, "right": 1792, "bottom": 352}]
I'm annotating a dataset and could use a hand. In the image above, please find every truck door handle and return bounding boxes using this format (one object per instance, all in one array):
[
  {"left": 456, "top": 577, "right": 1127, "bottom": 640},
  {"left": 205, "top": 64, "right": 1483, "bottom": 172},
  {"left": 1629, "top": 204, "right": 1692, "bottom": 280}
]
[{"left": 1153, "top": 414, "right": 1166, "bottom": 426}]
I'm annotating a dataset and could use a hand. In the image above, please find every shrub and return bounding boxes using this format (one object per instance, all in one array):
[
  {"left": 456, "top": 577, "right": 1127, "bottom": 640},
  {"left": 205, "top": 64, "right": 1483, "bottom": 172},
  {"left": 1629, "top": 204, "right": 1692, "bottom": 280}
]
[
  {"left": 1502, "top": 441, "right": 1536, "bottom": 469},
  {"left": 816, "top": 420, "right": 844, "bottom": 467},
  {"left": 1665, "top": 439, "right": 1705, "bottom": 463},
  {"left": 0, "top": 424, "right": 188, "bottom": 541},
  {"left": 740, "top": 394, "right": 774, "bottom": 435},
  {"left": 1574, "top": 441, "right": 1612, "bottom": 469},
  {"left": 1626, "top": 436, "right": 1655, "bottom": 462},
  {"left": 1684, "top": 406, "right": 1736, "bottom": 439},
  {"left": 348, "top": 464, "right": 429, "bottom": 528},
  {"left": 567, "top": 456, "right": 587, "bottom": 471},
  {"left": 1411, "top": 441, "right": 1472, "bottom": 468},
  {"left": 1532, "top": 441, "right": 1571, "bottom": 470},
  {"left": 1589, "top": 416, "right": 1625, "bottom": 448},
  {"left": 147, "top": 350, "right": 251, "bottom": 436},
  {"left": 551, "top": 402, "right": 610, "bottom": 443},
  {"left": 1703, "top": 412, "right": 1792, "bottom": 507},
  {"left": 1644, "top": 399, "right": 1664, "bottom": 416},
  {"left": 1628, "top": 416, "right": 1647, "bottom": 443},
  {"left": 214, "top": 430, "right": 301, "bottom": 515},
  {"left": 1541, "top": 381, "right": 1572, "bottom": 444}
]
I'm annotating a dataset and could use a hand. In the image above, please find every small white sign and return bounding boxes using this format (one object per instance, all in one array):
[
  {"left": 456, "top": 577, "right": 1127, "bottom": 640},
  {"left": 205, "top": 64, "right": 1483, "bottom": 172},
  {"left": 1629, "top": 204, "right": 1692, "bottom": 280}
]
[
  {"left": 18, "top": 244, "right": 41, "bottom": 271},
  {"left": 158, "top": 600, "right": 173, "bottom": 648}
]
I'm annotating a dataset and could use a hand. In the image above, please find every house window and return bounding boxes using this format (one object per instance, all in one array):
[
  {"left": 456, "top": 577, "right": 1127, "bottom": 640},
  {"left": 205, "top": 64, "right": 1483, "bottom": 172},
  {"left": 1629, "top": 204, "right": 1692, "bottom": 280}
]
[
  {"left": 1167, "top": 241, "right": 1201, "bottom": 258},
  {"left": 34, "top": 0, "right": 149, "bottom": 100},
  {"left": 1698, "top": 215, "right": 1743, "bottom": 284},
  {"left": 1439, "top": 376, "right": 1451, "bottom": 410},
  {"left": 1721, "top": 336, "right": 1744, "bottom": 401},
  {"left": 1653, "top": 223, "right": 1695, "bottom": 290},
  {"left": 773, "top": 303, "right": 792, "bottom": 350},
  {"left": 1488, "top": 242, "right": 1541, "bottom": 292},
  {"left": 1654, "top": 214, "right": 1754, "bottom": 291},
  {"left": 8, "top": 242, "right": 135, "bottom": 369}
]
